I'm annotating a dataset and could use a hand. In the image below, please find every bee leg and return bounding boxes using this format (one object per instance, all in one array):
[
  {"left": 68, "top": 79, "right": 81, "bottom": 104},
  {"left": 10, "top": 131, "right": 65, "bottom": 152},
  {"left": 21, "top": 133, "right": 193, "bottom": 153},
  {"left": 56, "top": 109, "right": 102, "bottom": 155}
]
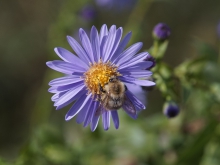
[
  {"left": 95, "top": 96, "right": 101, "bottom": 101},
  {"left": 96, "top": 97, "right": 101, "bottom": 101},
  {"left": 99, "top": 83, "right": 106, "bottom": 93},
  {"left": 124, "top": 85, "right": 128, "bottom": 91}
]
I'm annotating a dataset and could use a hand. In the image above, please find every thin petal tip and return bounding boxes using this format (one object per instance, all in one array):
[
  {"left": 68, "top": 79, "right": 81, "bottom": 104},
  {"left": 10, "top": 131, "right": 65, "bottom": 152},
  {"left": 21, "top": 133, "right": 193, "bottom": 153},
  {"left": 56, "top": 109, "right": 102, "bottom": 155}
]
[
  {"left": 104, "top": 127, "right": 109, "bottom": 131},
  {"left": 149, "top": 81, "right": 156, "bottom": 86},
  {"left": 65, "top": 115, "right": 72, "bottom": 121},
  {"left": 79, "top": 28, "right": 85, "bottom": 33},
  {"left": 91, "top": 25, "right": 96, "bottom": 29},
  {"left": 66, "top": 35, "right": 71, "bottom": 39},
  {"left": 46, "top": 61, "right": 52, "bottom": 67},
  {"left": 91, "top": 127, "right": 96, "bottom": 132}
]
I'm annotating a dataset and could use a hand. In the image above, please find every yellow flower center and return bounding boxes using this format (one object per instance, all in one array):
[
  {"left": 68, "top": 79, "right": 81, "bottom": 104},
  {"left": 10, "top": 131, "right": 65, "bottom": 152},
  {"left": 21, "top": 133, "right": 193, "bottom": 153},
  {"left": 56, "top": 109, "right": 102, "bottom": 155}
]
[{"left": 84, "top": 60, "right": 121, "bottom": 95}]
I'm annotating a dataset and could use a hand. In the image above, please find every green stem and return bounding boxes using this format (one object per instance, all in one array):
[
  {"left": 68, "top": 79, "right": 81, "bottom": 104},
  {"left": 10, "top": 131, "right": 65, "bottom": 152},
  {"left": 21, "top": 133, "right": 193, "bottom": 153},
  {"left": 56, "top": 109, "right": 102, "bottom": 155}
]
[{"left": 152, "top": 40, "right": 159, "bottom": 57}]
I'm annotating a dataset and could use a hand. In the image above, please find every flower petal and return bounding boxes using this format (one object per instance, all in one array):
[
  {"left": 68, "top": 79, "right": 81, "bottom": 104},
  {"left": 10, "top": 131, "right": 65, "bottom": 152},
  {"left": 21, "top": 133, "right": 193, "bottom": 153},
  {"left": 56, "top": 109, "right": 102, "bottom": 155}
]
[
  {"left": 103, "top": 25, "right": 116, "bottom": 62},
  {"left": 125, "top": 90, "right": 146, "bottom": 110},
  {"left": 54, "top": 47, "right": 88, "bottom": 69},
  {"left": 51, "top": 92, "right": 66, "bottom": 102},
  {"left": 102, "top": 111, "right": 110, "bottom": 130},
  {"left": 49, "top": 76, "right": 82, "bottom": 86},
  {"left": 84, "top": 101, "right": 99, "bottom": 127},
  {"left": 56, "top": 82, "right": 83, "bottom": 92},
  {"left": 54, "top": 82, "right": 85, "bottom": 107},
  {"left": 76, "top": 97, "right": 92, "bottom": 124},
  {"left": 47, "top": 60, "right": 85, "bottom": 74},
  {"left": 79, "top": 28, "right": 94, "bottom": 63},
  {"left": 90, "top": 115, "right": 100, "bottom": 132},
  {"left": 119, "top": 76, "right": 135, "bottom": 83},
  {"left": 118, "top": 52, "right": 149, "bottom": 70},
  {"left": 119, "top": 70, "right": 152, "bottom": 78},
  {"left": 115, "top": 42, "right": 143, "bottom": 65},
  {"left": 106, "top": 27, "right": 123, "bottom": 61},
  {"left": 111, "top": 31, "right": 132, "bottom": 62},
  {"left": 125, "top": 83, "right": 147, "bottom": 106},
  {"left": 65, "top": 93, "right": 92, "bottom": 121},
  {"left": 66, "top": 36, "right": 91, "bottom": 65},
  {"left": 46, "top": 61, "right": 73, "bottom": 74},
  {"left": 48, "top": 86, "right": 58, "bottom": 93},
  {"left": 90, "top": 26, "right": 100, "bottom": 62},
  {"left": 111, "top": 111, "right": 119, "bottom": 129},
  {"left": 99, "top": 24, "right": 108, "bottom": 43},
  {"left": 56, "top": 89, "right": 86, "bottom": 110},
  {"left": 132, "top": 79, "right": 155, "bottom": 86},
  {"left": 119, "top": 61, "right": 153, "bottom": 71},
  {"left": 121, "top": 76, "right": 155, "bottom": 86},
  {"left": 100, "top": 36, "right": 107, "bottom": 59}
]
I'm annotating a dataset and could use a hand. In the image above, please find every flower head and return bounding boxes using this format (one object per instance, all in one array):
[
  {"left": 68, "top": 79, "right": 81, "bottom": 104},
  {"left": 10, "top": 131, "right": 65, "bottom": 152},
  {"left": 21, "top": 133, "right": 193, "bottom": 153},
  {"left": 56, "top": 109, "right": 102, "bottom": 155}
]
[
  {"left": 163, "top": 101, "right": 180, "bottom": 118},
  {"left": 153, "top": 23, "right": 171, "bottom": 40},
  {"left": 47, "top": 24, "right": 155, "bottom": 131}
]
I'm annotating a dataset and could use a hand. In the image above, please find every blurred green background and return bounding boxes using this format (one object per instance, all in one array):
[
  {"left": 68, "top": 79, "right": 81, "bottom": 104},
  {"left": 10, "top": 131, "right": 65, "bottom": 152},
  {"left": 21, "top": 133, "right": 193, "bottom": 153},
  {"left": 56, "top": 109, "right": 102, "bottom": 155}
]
[{"left": 0, "top": 0, "right": 220, "bottom": 164}]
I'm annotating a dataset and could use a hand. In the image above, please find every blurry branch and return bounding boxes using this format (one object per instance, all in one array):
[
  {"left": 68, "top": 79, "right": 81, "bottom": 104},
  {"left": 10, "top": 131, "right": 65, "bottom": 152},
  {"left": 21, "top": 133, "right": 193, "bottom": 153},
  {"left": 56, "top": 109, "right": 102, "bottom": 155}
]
[{"left": 124, "top": 0, "right": 153, "bottom": 43}]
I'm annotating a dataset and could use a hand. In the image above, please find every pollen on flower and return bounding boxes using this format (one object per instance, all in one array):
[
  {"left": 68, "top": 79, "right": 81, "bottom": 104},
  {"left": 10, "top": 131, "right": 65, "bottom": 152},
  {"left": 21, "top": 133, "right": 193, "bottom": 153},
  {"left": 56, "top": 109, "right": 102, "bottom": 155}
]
[{"left": 84, "top": 60, "right": 121, "bottom": 95}]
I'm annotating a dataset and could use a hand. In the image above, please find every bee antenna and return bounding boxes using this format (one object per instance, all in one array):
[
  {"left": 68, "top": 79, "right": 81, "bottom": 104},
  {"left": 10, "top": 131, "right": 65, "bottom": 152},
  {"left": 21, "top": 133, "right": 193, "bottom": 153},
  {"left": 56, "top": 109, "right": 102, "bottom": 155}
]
[{"left": 124, "top": 85, "right": 128, "bottom": 91}]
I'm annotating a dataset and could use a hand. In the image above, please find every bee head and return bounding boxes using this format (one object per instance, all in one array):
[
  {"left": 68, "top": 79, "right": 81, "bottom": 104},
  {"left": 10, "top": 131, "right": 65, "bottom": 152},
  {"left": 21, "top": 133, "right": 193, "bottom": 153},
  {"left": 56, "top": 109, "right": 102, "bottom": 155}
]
[{"left": 109, "top": 76, "right": 118, "bottom": 83}]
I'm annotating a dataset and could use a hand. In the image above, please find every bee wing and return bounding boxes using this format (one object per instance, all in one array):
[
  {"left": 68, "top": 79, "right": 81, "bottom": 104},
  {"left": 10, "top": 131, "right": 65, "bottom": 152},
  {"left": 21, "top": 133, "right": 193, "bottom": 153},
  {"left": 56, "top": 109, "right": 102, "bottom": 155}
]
[
  {"left": 95, "top": 104, "right": 106, "bottom": 116},
  {"left": 122, "top": 95, "right": 137, "bottom": 117},
  {"left": 95, "top": 93, "right": 109, "bottom": 116}
]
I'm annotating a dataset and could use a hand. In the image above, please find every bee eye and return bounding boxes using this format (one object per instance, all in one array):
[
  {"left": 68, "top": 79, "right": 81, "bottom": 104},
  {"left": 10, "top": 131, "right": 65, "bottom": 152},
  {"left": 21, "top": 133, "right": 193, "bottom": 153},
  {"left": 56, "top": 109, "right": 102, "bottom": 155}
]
[{"left": 109, "top": 78, "right": 113, "bottom": 82}]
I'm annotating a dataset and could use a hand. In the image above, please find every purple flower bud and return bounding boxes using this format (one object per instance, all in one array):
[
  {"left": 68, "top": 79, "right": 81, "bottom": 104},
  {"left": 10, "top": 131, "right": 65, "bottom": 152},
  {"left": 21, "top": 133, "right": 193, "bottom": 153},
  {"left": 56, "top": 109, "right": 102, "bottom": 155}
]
[
  {"left": 153, "top": 23, "right": 171, "bottom": 40},
  {"left": 80, "top": 5, "right": 97, "bottom": 21},
  {"left": 163, "top": 102, "right": 179, "bottom": 118},
  {"left": 144, "top": 54, "right": 156, "bottom": 70},
  {"left": 95, "top": 0, "right": 137, "bottom": 11}
]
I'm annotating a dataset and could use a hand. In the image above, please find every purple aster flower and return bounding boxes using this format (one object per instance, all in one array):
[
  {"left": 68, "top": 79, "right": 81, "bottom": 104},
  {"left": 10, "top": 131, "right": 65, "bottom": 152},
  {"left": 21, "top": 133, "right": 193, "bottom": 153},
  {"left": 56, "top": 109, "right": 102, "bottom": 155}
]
[
  {"left": 144, "top": 54, "right": 156, "bottom": 70},
  {"left": 47, "top": 24, "right": 155, "bottom": 131},
  {"left": 95, "top": 0, "right": 112, "bottom": 7},
  {"left": 80, "top": 5, "right": 97, "bottom": 21},
  {"left": 95, "top": 0, "right": 137, "bottom": 11},
  {"left": 153, "top": 23, "right": 171, "bottom": 40},
  {"left": 163, "top": 102, "right": 180, "bottom": 118}
]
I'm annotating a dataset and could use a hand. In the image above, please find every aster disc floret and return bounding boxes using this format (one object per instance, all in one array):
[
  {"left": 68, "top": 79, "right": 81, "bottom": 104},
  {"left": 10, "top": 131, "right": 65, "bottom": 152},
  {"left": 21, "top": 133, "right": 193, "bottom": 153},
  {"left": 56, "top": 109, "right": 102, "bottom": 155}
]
[
  {"left": 84, "top": 60, "right": 121, "bottom": 95},
  {"left": 47, "top": 24, "right": 155, "bottom": 131}
]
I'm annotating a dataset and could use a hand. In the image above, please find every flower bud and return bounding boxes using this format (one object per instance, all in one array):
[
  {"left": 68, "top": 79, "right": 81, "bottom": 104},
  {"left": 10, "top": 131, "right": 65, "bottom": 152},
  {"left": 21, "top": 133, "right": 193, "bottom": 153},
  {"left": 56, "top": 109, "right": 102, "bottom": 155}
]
[
  {"left": 163, "top": 101, "right": 180, "bottom": 118},
  {"left": 144, "top": 54, "right": 156, "bottom": 70},
  {"left": 153, "top": 23, "right": 171, "bottom": 41}
]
